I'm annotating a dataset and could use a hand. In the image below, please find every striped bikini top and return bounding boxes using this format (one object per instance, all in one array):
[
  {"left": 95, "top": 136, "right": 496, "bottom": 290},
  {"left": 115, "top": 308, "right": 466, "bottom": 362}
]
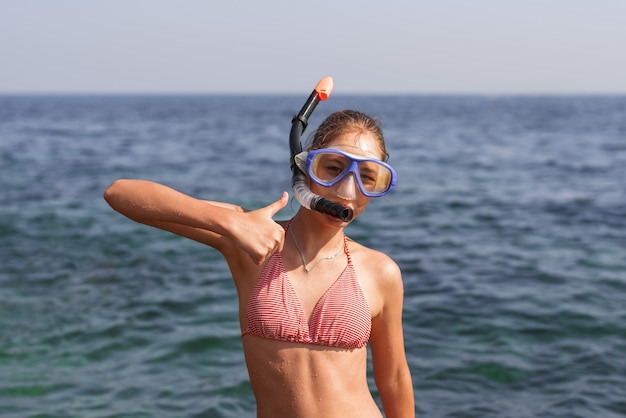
[{"left": 242, "top": 224, "right": 371, "bottom": 350}]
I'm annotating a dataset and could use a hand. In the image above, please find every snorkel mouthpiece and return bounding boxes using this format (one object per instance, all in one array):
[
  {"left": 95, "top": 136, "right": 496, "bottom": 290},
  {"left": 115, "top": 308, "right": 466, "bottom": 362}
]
[{"left": 289, "top": 77, "right": 354, "bottom": 222}]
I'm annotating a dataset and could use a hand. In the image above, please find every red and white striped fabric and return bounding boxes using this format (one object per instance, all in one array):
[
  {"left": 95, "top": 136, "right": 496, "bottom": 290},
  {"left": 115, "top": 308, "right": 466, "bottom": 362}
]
[{"left": 242, "top": 233, "right": 371, "bottom": 350}]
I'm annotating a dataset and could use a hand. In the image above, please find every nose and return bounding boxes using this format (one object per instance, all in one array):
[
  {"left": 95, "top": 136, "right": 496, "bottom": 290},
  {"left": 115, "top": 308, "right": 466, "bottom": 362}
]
[{"left": 335, "top": 172, "right": 358, "bottom": 200}]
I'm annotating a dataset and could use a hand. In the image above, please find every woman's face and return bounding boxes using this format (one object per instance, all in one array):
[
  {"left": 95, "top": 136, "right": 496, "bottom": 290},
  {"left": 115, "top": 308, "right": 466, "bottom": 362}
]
[{"left": 309, "top": 130, "right": 386, "bottom": 222}]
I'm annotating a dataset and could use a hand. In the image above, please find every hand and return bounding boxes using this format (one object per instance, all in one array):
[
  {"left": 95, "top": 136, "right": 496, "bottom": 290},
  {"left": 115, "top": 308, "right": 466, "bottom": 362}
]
[{"left": 231, "top": 192, "right": 289, "bottom": 265}]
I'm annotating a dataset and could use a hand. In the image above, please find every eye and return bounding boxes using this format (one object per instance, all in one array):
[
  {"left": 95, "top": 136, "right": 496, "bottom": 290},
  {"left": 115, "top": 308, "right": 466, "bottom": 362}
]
[
  {"left": 321, "top": 155, "right": 347, "bottom": 174},
  {"left": 360, "top": 172, "right": 377, "bottom": 185},
  {"left": 324, "top": 162, "right": 344, "bottom": 174},
  {"left": 359, "top": 164, "right": 379, "bottom": 186},
  {"left": 313, "top": 154, "right": 349, "bottom": 180}
]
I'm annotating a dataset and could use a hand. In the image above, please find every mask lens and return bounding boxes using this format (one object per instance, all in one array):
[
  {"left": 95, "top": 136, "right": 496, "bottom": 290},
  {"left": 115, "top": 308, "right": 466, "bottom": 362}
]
[
  {"left": 310, "top": 152, "right": 351, "bottom": 183},
  {"left": 358, "top": 161, "right": 393, "bottom": 194}
]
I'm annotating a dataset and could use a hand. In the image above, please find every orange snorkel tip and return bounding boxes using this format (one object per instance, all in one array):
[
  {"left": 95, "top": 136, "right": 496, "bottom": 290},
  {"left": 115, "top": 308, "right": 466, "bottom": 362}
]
[{"left": 315, "top": 77, "right": 334, "bottom": 101}]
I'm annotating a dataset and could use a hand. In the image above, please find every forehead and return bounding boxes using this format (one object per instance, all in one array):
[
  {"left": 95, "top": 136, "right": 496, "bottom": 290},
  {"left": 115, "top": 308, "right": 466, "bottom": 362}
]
[{"left": 325, "top": 131, "right": 384, "bottom": 160}]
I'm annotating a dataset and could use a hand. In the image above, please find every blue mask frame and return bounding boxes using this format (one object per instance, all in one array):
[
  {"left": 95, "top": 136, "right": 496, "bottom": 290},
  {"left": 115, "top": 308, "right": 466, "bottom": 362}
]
[{"left": 296, "top": 148, "right": 397, "bottom": 197}]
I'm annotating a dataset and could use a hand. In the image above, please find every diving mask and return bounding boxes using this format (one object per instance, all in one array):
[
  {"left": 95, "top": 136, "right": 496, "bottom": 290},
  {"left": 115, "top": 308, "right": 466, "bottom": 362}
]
[{"left": 295, "top": 148, "right": 397, "bottom": 198}]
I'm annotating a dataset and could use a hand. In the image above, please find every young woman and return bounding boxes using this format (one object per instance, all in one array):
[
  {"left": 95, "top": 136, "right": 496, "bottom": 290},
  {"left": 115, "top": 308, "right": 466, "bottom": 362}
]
[{"left": 104, "top": 110, "right": 415, "bottom": 417}]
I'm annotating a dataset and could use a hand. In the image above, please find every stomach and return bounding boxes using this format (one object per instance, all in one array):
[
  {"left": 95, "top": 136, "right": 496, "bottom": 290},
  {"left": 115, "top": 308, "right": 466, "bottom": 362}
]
[{"left": 242, "top": 335, "right": 382, "bottom": 418}]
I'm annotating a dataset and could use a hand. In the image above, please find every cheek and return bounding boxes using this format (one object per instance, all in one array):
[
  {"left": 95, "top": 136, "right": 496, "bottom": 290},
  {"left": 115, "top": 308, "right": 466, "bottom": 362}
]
[
  {"left": 353, "top": 195, "right": 370, "bottom": 212},
  {"left": 308, "top": 181, "right": 325, "bottom": 195}
]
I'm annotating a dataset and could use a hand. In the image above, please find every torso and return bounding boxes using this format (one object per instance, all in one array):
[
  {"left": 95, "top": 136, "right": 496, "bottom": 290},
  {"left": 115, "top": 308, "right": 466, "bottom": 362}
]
[
  {"left": 242, "top": 336, "right": 382, "bottom": 417},
  {"left": 242, "top": 230, "right": 371, "bottom": 349},
  {"left": 231, "top": 221, "right": 385, "bottom": 417}
]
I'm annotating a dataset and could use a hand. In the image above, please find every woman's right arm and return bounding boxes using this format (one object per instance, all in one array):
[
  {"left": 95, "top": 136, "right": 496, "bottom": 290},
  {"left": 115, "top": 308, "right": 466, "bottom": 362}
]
[{"left": 103, "top": 179, "right": 288, "bottom": 265}]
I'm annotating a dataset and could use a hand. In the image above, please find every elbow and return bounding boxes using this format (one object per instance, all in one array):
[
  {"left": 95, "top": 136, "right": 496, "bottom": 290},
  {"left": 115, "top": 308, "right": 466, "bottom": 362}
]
[
  {"left": 103, "top": 179, "right": 131, "bottom": 208},
  {"left": 376, "top": 368, "right": 415, "bottom": 418}
]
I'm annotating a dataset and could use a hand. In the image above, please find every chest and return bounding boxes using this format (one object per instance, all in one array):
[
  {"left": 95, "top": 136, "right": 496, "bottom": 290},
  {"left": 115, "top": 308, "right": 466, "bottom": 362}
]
[
  {"left": 243, "top": 253, "right": 373, "bottom": 349},
  {"left": 286, "top": 262, "right": 350, "bottom": 321}
]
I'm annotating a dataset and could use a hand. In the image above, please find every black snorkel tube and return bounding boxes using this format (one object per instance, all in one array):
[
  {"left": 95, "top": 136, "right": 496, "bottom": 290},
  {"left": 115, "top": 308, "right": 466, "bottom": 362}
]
[{"left": 290, "top": 77, "right": 354, "bottom": 222}]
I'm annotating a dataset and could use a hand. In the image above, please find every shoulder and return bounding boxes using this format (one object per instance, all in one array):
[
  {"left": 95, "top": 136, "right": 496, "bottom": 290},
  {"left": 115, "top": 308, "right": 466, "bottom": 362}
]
[
  {"left": 346, "top": 238, "right": 403, "bottom": 314},
  {"left": 347, "top": 238, "right": 401, "bottom": 281}
]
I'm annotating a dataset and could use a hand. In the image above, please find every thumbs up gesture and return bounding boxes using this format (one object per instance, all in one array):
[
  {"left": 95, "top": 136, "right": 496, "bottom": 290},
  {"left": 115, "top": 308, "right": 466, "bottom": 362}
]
[{"left": 229, "top": 192, "right": 289, "bottom": 265}]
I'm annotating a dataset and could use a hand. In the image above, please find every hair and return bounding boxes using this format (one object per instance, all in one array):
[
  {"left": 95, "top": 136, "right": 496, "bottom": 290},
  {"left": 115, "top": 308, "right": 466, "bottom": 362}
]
[{"left": 305, "top": 110, "right": 389, "bottom": 162}]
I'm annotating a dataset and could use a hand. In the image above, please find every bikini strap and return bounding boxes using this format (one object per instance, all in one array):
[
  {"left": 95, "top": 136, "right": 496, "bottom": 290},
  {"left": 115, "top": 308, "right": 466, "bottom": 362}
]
[{"left": 343, "top": 234, "right": 353, "bottom": 265}]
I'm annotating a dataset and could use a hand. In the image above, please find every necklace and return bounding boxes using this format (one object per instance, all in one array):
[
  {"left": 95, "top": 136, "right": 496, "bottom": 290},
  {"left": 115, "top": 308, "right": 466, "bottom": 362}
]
[{"left": 289, "top": 226, "right": 344, "bottom": 273}]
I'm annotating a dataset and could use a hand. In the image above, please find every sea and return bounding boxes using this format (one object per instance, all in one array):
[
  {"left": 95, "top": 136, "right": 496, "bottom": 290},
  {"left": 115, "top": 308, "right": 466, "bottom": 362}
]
[{"left": 0, "top": 93, "right": 625, "bottom": 418}]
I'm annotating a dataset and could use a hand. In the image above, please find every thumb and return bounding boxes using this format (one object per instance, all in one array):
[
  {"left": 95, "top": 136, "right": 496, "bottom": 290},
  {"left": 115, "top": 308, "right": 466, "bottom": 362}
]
[{"left": 264, "top": 191, "right": 289, "bottom": 217}]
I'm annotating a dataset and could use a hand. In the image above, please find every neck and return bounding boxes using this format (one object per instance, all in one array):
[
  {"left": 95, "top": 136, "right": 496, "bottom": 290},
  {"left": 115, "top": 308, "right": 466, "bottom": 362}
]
[{"left": 289, "top": 210, "right": 345, "bottom": 257}]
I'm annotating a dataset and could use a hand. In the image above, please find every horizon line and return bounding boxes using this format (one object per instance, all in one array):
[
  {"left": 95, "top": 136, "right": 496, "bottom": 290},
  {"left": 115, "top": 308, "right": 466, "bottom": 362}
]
[{"left": 2, "top": 90, "right": 626, "bottom": 97}]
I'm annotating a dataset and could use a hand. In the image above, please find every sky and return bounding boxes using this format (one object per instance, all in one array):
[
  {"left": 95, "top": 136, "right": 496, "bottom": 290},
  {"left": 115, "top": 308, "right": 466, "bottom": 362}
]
[{"left": 1, "top": 0, "right": 625, "bottom": 95}]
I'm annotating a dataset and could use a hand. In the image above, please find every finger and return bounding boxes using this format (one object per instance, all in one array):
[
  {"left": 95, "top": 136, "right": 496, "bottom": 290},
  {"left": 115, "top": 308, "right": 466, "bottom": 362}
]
[
  {"left": 250, "top": 248, "right": 267, "bottom": 265},
  {"left": 274, "top": 227, "right": 286, "bottom": 253},
  {"left": 264, "top": 191, "right": 289, "bottom": 217}
]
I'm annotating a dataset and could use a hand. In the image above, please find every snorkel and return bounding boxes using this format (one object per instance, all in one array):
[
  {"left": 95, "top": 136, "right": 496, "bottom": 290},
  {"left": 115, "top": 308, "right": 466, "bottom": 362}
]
[{"left": 290, "top": 77, "right": 354, "bottom": 222}]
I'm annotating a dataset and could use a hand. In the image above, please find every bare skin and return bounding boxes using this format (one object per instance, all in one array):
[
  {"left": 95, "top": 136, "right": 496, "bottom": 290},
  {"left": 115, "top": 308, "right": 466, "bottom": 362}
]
[{"left": 103, "top": 132, "right": 415, "bottom": 417}]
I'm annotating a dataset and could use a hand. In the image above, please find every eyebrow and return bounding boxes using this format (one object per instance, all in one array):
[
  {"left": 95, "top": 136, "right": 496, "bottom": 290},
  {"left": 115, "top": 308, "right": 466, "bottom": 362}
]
[{"left": 358, "top": 165, "right": 378, "bottom": 175}]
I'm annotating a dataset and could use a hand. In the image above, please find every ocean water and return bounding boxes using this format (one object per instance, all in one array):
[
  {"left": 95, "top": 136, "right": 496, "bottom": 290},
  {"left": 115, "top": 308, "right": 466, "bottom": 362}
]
[{"left": 0, "top": 94, "right": 625, "bottom": 418}]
